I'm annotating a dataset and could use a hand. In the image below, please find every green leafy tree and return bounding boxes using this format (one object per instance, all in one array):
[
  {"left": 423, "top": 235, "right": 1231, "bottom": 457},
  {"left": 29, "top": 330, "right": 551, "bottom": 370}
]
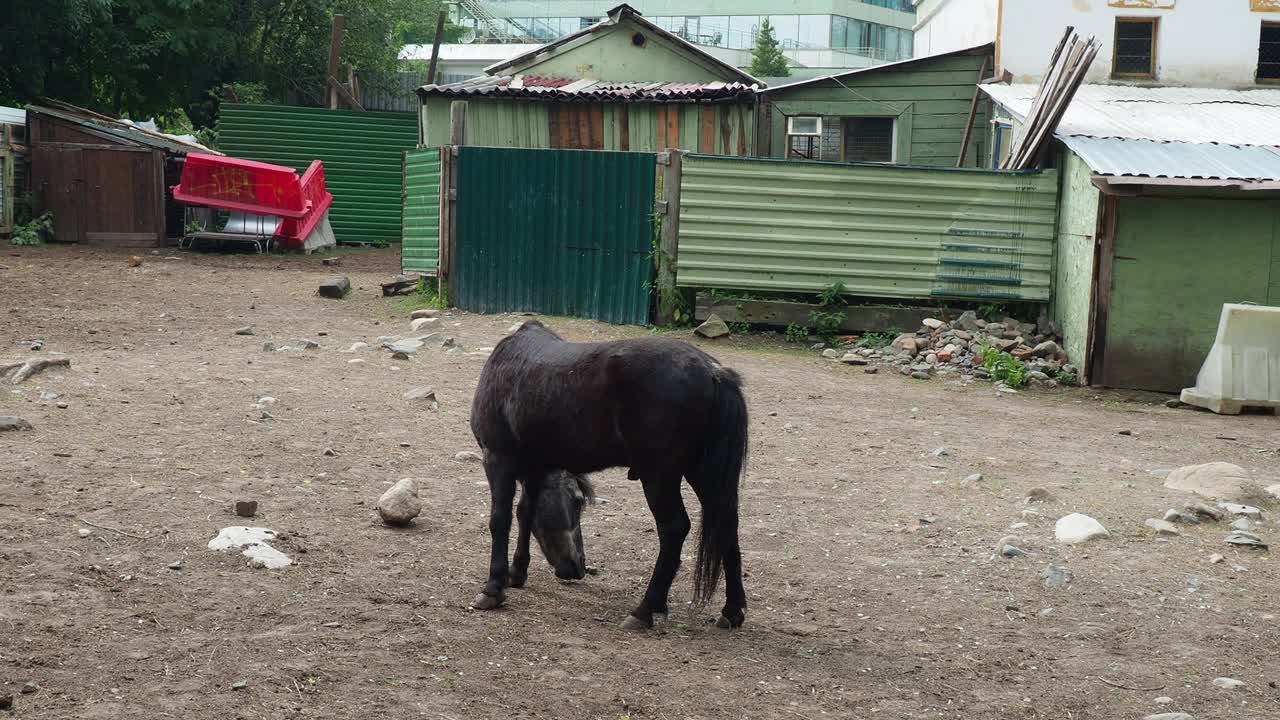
[
  {"left": 0, "top": 0, "right": 449, "bottom": 128},
  {"left": 749, "top": 17, "right": 790, "bottom": 78}
]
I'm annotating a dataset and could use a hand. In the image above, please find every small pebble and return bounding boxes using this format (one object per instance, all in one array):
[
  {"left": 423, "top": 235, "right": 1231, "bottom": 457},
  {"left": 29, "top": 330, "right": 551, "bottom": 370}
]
[
  {"left": 78, "top": 528, "right": 92, "bottom": 538},
  {"left": 234, "top": 500, "right": 258, "bottom": 518}
]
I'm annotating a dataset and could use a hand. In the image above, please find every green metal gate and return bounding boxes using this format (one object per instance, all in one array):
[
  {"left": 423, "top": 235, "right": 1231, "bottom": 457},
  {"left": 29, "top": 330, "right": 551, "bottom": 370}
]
[
  {"left": 217, "top": 104, "right": 418, "bottom": 246},
  {"left": 452, "top": 147, "right": 656, "bottom": 325},
  {"left": 402, "top": 148, "right": 441, "bottom": 274}
]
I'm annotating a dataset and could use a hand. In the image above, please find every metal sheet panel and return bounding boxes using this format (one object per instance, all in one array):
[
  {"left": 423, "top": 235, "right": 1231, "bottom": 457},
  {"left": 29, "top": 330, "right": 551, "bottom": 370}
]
[
  {"left": 981, "top": 83, "right": 1280, "bottom": 146},
  {"left": 217, "top": 104, "right": 418, "bottom": 245},
  {"left": 402, "top": 148, "right": 441, "bottom": 274},
  {"left": 677, "top": 155, "right": 1059, "bottom": 301},
  {"left": 1061, "top": 136, "right": 1280, "bottom": 182},
  {"left": 452, "top": 146, "right": 656, "bottom": 324}
]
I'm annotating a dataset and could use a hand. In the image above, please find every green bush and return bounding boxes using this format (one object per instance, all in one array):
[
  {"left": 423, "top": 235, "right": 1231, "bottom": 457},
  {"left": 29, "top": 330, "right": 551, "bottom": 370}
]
[
  {"left": 10, "top": 212, "right": 53, "bottom": 246},
  {"left": 979, "top": 340, "right": 1027, "bottom": 388}
]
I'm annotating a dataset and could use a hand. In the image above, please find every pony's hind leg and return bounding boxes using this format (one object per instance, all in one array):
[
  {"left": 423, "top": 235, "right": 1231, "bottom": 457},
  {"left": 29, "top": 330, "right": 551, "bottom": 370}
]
[
  {"left": 715, "top": 513, "right": 747, "bottom": 629},
  {"left": 621, "top": 473, "right": 689, "bottom": 632},
  {"left": 472, "top": 453, "right": 519, "bottom": 611}
]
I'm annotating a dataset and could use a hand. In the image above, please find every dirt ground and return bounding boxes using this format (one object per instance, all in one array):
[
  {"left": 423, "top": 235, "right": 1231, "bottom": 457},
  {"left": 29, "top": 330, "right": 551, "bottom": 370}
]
[{"left": 2, "top": 245, "right": 1278, "bottom": 720}]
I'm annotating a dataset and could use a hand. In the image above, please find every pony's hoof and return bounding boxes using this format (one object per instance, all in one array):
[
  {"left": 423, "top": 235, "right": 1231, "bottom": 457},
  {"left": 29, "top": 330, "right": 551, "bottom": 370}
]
[
  {"left": 471, "top": 592, "right": 504, "bottom": 611},
  {"left": 715, "top": 610, "right": 746, "bottom": 629},
  {"left": 507, "top": 572, "right": 527, "bottom": 589},
  {"left": 619, "top": 615, "right": 651, "bottom": 632}
]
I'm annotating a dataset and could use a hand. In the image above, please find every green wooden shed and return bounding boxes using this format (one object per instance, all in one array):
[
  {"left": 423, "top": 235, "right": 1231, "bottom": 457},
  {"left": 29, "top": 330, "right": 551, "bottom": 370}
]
[
  {"left": 983, "top": 83, "right": 1280, "bottom": 393},
  {"left": 758, "top": 43, "right": 994, "bottom": 168}
]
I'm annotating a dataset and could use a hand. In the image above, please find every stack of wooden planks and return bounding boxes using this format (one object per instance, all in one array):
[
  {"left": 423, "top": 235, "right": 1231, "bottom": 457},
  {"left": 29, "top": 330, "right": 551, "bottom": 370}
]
[{"left": 1001, "top": 27, "right": 1100, "bottom": 170}]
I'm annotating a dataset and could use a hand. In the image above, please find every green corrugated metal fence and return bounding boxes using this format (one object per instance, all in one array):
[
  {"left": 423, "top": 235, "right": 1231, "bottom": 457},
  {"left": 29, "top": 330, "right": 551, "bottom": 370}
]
[
  {"left": 217, "top": 104, "right": 418, "bottom": 245},
  {"left": 453, "top": 147, "right": 656, "bottom": 325},
  {"left": 677, "top": 155, "right": 1060, "bottom": 301},
  {"left": 402, "top": 148, "right": 441, "bottom": 273}
]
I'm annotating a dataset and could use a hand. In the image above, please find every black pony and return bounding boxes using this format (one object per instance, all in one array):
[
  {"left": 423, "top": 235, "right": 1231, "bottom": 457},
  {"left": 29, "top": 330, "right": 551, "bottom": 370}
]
[{"left": 469, "top": 321, "right": 750, "bottom": 631}]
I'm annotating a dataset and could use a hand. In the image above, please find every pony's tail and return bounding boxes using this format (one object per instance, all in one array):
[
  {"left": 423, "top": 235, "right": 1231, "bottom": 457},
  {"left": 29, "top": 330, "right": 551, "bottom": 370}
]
[{"left": 693, "top": 366, "right": 749, "bottom": 605}]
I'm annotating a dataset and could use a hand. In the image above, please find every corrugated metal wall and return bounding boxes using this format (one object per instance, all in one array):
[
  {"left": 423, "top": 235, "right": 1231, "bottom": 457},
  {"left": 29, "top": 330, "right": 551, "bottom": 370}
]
[
  {"left": 453, "top": 146, "right": 656, "bottom": 325},
  {"left": 402, "top": 148, "right": 441, "bottom": 274},
  {"left": 218, "top": 104, "right": 418, "bottom": 245},
  {"left": 677, "top": 154, "right": 1059, "bottom": 301}
]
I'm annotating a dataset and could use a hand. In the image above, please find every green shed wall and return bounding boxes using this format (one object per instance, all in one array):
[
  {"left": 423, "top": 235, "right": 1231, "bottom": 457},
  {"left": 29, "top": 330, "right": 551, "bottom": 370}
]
[
  {"left": 218, "top": 104, "right": 418, "bottom": 245},
  {"left": 497, "top": 22, "right": 735, "bottom": 84},
  {"left": 1102, "top": 196, "right": 1280, "bottom": 393},
  {"left": 1052, "top": 150, "right": 1099, "bottom": 373},
  {"left": 764, "top": 52, "right": 992, "bottom": 168},
  {"left": 421, "top": 98, "right": 753, "bottom": 154}
]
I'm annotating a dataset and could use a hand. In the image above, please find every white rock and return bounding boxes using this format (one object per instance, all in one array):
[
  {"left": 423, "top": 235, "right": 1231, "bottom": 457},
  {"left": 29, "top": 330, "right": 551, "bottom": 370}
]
[
  {"left": 1144, "top": 714, "right": 1195, "bottom": 720},
  {"left": 1212, "top": 677, "right": 1245, "bottom": 689},
  {"left": 410, "top": 308, "right": 439, "bottom": 320},
  {"left": 1266, "top": 483, "right": 1280, "bottom": 500},
  {"left": 348, "top": 358, "right": 366, "bottom": 364},
  {"left": 1163, "top": 462, "right": 1252, "bottom": 501},
  {"left": 1153, "top": 696, "right": 1174, "bottom": 705},
  {"left": 963, "top": 473, "right": 984, "bottom": 483},
  {"left": 377, "top": 478, "right": 422, "bottom": 527},
  {"left": 1055, "top": 513, "right": 1110, "bottom": 544},
  {"left": 1208, "top": 554, "right": 1225, "bottom": 564},
  {"left": 455, "top": 451, "right": 483, "bottom": 463},
  {"left": 208, "top": 527, "right": 292, "bottom": 569},
  {"left": 1217, "top": 502, "right": 1262, "bottom": 517},
  {"left": 1231, "top": 518, "right": 1253, "bottom": 532},
  {"left": 345, "top": 342, "right": 369, "bottom": 353},
  {"left": 1145, "top": 518, "right": 1180, "bottom": 536},
  {"left": 77, "top": 528, "right": 92, "bottom": 538},
  {"left": 922, "top": 318, "right": 944, "bottom": 329},
  {"left": 411, "top": 317, "right": 440, "bottom": 331},
  {"left": 821, "top": 348, "right": 840, "bottom": 360}
]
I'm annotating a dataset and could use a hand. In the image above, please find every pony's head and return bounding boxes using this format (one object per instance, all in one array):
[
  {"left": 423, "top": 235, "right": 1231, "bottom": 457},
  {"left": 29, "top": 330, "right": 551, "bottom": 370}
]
[{"left": 528, "top": 470, "right": 593, "bottom": 580}]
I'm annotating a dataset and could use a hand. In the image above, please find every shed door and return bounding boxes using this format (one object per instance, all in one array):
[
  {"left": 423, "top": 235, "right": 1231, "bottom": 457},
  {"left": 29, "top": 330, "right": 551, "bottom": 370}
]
[
  {"left": 35, "top": 145, "right": 85, "bottom": 243},
  {"left": 81, "top": 147, "right": 164, "bottom": 246}
]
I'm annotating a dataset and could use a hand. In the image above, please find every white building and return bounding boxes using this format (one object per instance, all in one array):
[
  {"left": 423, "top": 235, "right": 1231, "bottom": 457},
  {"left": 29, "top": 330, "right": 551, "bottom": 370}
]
[{"left": 916, "top": 0, "right": 1280, "bottom": 88}]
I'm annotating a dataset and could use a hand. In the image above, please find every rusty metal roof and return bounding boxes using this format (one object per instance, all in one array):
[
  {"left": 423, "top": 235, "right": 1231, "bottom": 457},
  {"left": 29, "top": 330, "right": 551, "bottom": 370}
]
[
  {"left": 417, "top": 75, "right": 759, "bottom": 102},
  {"left": 29, "top": 100, "right": 217, "bottom": 155}
]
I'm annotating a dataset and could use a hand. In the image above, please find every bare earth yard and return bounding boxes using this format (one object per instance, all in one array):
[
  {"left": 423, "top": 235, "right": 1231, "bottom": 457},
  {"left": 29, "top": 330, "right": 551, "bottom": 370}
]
[{"left": 2, "top": 245, "right": 1278, "bottom": 720}]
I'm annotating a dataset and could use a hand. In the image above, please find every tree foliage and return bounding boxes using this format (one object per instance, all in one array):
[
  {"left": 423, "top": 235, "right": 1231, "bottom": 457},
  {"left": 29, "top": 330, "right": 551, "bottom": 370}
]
[
  {"left": 0, "top": 0, "right": 450, "bottom": 128},
  {"left": 749, "top": 17, "right": 790, "bottom": 78}
]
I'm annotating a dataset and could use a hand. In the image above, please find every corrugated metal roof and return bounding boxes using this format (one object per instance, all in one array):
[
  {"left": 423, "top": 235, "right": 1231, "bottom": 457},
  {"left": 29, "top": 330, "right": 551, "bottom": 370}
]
[
  {"left": 981, "top": 83, "right": 1280, "bottom": 183},
  {"left": 29, "top": 102, "right": 216, "bottom": 155},
  {"left": 1061, "top": 137, "right": 1280, "bottom": 182},
  {"left": 0, "top": 106, "right": 25, "bottom": 126},
  {"left": 980, "top": 83, "right": 1280, "bottom": 146},
  {"left": 418, "top": 75, "right": 758, "bottom": 101}
]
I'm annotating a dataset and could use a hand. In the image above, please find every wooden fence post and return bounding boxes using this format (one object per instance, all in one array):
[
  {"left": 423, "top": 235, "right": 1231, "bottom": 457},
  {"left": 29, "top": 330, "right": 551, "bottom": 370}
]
[
  {"left": 656, "top": 150, "right": 683, "bottom": 326},
  {"left": 449, "top": 101, "right": 468, "bottom": 146}
]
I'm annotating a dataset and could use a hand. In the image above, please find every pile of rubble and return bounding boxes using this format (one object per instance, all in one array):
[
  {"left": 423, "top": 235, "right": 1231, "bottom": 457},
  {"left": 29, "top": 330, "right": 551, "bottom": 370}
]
[{"left": 827, "top": 310, "right": 1078, "bottom": 387}]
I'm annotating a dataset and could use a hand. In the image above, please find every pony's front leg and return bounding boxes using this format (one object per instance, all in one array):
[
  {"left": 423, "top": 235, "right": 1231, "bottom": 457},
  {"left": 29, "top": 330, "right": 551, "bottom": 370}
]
[
  {"left": 472, "top": 454, "right": 519, "bottom": 610},
  {"left": 508, "top": 486, "right": 537, "bottom": 588}
]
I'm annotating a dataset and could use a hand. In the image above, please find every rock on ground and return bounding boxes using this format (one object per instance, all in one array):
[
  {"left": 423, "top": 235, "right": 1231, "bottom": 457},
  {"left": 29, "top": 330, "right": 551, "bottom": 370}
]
[
  {"left": 410, "top": 308, "right": 439, "bottom": 320},
  {"left": 1145, "top": 714, "right": 1196, "bottom": 720},
  {"left": 1212, "top": 677, "right": 1245, "bottom": 689},
  {"left": 377, "top": 478, "right": 422, "bottom": 527},
  {"left": 695, "top": 314, "right": 730, "bottom": 339},
  {"left": 1055, "top": 513, "right": 1109, "bottom": 544},
  {"left": 1163, "top": 462, "right": 1254, "bottom": 501},
  {"left": 0, "top": 416, "right": 33, "bottom": 432},
  {"left": 318, "top": 274, "right": 351, "bottom": 299},
  {"left": 455, "top": 451, "right": 483, "bottom": 463},
  {"left": 207, "top": 527, "right": 292, "bottom": 569},
  {"left": 1145, "top": 518, "right": 1180, "bottom": 536},
  {"left": 411, "top": 317, "right": 439, "bottom": 331}
]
